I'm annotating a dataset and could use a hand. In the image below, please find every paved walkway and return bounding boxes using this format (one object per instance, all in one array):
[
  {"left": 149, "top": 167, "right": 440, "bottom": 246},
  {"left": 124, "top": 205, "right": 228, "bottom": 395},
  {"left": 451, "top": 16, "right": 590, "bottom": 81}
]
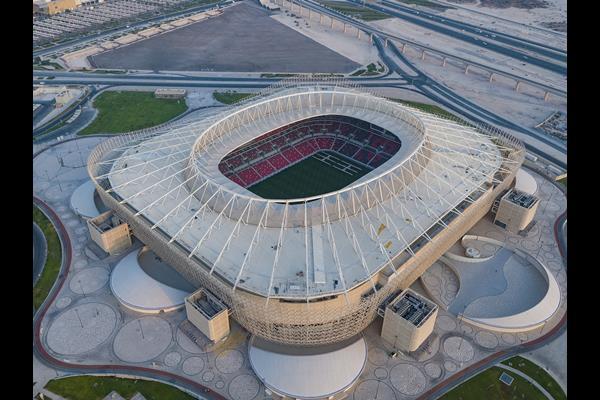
[{"left": 497, "top": 364, "right": 555, "bottom": 400}]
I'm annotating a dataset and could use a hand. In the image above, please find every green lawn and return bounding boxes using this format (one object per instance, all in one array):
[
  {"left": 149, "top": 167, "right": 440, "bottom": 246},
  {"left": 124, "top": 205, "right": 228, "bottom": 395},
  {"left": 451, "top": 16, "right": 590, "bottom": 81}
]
[
  {"left": 319, "top": 1, "right": 391, "bottom": 21},
  {"left": 248, "top": 151, "right": 372, "bottom": 199},
  {"left": 79, "top": 91, "right": 187, "bottom": 135},
  {"left": 33, "top": 205, "right": 62, "bottom": 311},
  {"left": 438, "top": 366, "right": 548, "bottom": 400},
  {"left": 213, "top": 91, "right": 256, "bottom": 105},
  {"left": 557, "top": 176, "right": 567, "bottom": 187},
  {"left": 501, "top": 356, "right": 567, "bottom": 400},
  {"left": 45, "top": 376, "right": 195, "bottom": 400}
]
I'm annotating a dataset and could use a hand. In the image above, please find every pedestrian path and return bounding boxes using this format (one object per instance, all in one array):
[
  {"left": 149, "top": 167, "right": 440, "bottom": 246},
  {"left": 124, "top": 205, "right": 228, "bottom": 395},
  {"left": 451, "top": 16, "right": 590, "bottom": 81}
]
[{"left": 497, "top": 363, "right": 555, "bottom": 400}]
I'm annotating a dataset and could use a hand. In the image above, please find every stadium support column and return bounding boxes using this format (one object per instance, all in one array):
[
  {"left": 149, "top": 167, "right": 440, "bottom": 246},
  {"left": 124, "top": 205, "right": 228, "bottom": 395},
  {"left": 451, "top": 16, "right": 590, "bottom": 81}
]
[
  {"left": 370, "top": 34, "right": 373, "bottom": 44},
  {"left": 401, "top": 43, "right": 406, "bottom": 53},
  {"left": 344, "top": 23, "right": 347, "bottom": 34},
  {"left": 489, "top": 72, "right": 494, "bottom": 83},
  {"left": 464, "top": 64, "right": 470, "bottom": 74},
  {"left": 421, "top": 49, "right": 425, "bottom": 60},
  {"left": 331, "top": 17, "right": 334, "bottom": 29},
  {"left": 515, "top": 81, "right": 522, "bottom": 92},
  {"left": 308, "top": 8, "right": 311, "bottom": 20},
  {"left": 320, "top": 13, "right": 323, "bottom": 24},
  {"left": 544, "top": 91, "right": 550, "bottom": 102},
  {"left": 384, "top": 38, "right": 388, "bottom": 47},
  {"left": 442, "top": 57, "right": 447, "bottom": 67},
  {"left": 357, "top": 29, "right": 361, "bottom": 39}
]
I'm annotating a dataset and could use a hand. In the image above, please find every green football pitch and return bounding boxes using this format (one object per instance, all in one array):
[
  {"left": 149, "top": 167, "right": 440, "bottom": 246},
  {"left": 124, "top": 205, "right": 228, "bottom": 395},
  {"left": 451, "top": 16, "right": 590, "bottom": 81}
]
[{"left": 248, "top": 151, "right": 372, "bottom": 199}]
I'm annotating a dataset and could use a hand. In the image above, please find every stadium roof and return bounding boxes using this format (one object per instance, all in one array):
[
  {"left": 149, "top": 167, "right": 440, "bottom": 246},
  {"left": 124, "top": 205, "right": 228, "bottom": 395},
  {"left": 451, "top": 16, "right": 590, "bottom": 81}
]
[{"left": 90, "top": 80, "right": 521, "bottom": 301}]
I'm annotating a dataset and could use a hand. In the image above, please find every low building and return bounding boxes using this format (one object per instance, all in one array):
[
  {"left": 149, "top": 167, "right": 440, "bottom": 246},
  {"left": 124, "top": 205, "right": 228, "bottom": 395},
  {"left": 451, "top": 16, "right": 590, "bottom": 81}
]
[
  {"left": 493, "top": 189, "right": 539, "bottom": 234},
  {"left": 381, "top": 289, "right": 438, "bottom": 352},
  {"left": 154, "top": 88, "right": 187, "bottom": 99},
  {"left": 87, "top": 210, "right": 132, "bottom": 256},
  {"left": 185, "top": 289, "right": 230, "bottom": 342},
  {"left": 35, "top": 0, "right": 78, "bottom": 15}
]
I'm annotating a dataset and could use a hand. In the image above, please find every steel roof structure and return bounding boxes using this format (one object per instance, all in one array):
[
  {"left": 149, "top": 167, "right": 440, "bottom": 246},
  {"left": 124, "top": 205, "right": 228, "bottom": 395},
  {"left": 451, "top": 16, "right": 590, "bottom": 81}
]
[{"left": 89, "top": 79, "right": 524, "bottom": 345}]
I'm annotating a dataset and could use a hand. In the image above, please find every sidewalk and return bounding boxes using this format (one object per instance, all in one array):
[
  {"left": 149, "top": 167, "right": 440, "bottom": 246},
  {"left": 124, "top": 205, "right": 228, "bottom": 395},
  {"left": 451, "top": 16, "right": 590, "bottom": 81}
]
[{"left": 497, "top": 363, "right": 555, "bottom": 400}]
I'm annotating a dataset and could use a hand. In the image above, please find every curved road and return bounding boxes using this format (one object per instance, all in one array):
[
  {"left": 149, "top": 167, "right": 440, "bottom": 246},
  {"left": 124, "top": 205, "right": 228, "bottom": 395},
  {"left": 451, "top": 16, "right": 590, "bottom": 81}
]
[{"left": 33, "top": 222, "right": 47, "bottom": 287}]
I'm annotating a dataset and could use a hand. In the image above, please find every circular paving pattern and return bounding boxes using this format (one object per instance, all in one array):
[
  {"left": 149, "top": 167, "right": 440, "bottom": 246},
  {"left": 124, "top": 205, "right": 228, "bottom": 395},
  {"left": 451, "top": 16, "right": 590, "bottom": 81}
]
[
  {"left": 522, "top": 240, "right": 540, "bottom": 251},
  {"left": 374, "top": 367, "right": 388, "bottom": 380},
  {"left": 228, "top": 374, "right": 260, "bottom": 400},
  {"left": 46, "top": 302, "right": 117, "bottom": 355},
  {"left": 368, "top": 347, "right": 389, "bottom": 366},
  {"left": 475, "top": 331, "right": 499, "bottom": 349},
  {"left": 485, "top": 230, "right": 506, "bottom": 242},
  {"left": 176, "top": 323, "right": 216, "bottom": 354},
  {"left": 389, "top": 364, "right": 427, "bottom": 396},
  {"left": 55, "top": 297, "right": 72, "bottom": 309},
  {"left": 443, "top": 337, "right": 474, "bottom": 362},
  {"left": 215, "top": 349, "right": 244, "bottom": 374},
  {"left": 543, "top": 252, "right": 556, "bottom": 260},
  {"left": 215, "top": 381, "right": 225, "bottom": 389},
  {"left": 182, "top": 357, "right": 205, "bottom": 375},
  {"left": 424, "top": 363, "right": 443, "bottom": 379},
  {"left": 517, "top": 333, "right": 529, "bottom": 343},
  {"left": 546, "top": 260, "right": 562, "bottom": 271},
  {"left": 461, "top": 325, "right": 473, "bottom": 335},
  {"left": 444, "top": 360, "right": 457, "bottom": 372},
  {"left": 202, "top": 370, "right": 214, "bottom": 382},
  {"left": 507, "top": 237, "right": 520, "bottom": 245},
  {"left": 354, "top": 380, "right": 397, "bottom": 400},
  {"left": 113, "top": 316, "right": 172, "bottom": 363},
  {"left": 69, "top": 267, "right": 109, "bottom": 294},
  {"left": 164, "top": 351, "right": 182, "bottom": 367},
  {"left": 436, "top": 315, "right": 457, "bottom": 332},
  {"left": 74, "top": 260, "right": 87, "bottom": 269},
  {"left": 421, "top": 273, "right": 440, "bottom": 287},
  {"left": 501, "top": 333, "right": 516, "bottom": 345}
]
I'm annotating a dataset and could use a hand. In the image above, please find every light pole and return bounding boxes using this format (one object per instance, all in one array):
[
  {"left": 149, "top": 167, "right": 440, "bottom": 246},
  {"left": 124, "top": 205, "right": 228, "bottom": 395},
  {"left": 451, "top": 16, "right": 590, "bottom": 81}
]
[
  {"left": 79, "top": 279, "right": 85, "bottom": 298},
  {"left": 138, "top": 319, "right": 145, "bottom": 340},
  {"left": 74, "top": 308, "right": 84, "bottom": 329}
]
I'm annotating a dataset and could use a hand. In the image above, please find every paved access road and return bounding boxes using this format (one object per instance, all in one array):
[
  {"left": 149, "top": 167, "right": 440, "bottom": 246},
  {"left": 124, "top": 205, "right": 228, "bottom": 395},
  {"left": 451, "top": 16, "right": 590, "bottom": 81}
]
[{"left": 33, "top": 222, "right": 47, "bottom": 287}]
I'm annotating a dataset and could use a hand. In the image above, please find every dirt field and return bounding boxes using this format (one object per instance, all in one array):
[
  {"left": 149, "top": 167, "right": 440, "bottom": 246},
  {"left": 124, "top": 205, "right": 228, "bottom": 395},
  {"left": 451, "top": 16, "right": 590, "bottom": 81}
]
[{"left": 90, "top": 1, "right": 359, "bottom": 73}]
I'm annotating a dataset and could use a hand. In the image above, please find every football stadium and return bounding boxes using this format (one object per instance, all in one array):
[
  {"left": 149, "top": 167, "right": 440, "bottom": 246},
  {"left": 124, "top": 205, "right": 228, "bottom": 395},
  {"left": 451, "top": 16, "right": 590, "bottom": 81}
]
[{"left": 87, "top": 79, "right": 525, "bottom": 347}]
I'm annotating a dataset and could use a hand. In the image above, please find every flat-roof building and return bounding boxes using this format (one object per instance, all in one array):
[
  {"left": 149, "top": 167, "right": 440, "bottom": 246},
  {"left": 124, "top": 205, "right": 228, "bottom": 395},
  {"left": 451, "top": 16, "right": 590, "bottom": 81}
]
[
  {"left": 381, "top": 289, "right": 438, "bottom": 352},
  {"left": 493, "top": 189, "right": 539, "bottom": 234}
]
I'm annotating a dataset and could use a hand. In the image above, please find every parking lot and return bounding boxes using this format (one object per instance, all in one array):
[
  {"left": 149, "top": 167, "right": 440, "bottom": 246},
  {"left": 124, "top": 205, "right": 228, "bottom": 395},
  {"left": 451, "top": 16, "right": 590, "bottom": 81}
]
[
  {"left": 90, "top": 1, "right": 359, "bottom": 73},
  {"left": 33, "top": 0, "right": 195, "bottom": 45}
]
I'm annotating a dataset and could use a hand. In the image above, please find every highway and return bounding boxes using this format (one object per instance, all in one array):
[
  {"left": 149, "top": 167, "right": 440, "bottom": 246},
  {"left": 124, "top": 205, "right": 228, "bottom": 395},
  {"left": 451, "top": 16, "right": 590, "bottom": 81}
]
[
  {"left": 373, "top": 36, "right": 566, "bottom": 168},
  {"left": 297, "top": 0, "right": 565, "bottom": 95},
  {"left": 32, "top": 66, "right": 566, "bottom": 169},
  {"left": 349, "top": 0, "right": 566, "bottom": 63}
]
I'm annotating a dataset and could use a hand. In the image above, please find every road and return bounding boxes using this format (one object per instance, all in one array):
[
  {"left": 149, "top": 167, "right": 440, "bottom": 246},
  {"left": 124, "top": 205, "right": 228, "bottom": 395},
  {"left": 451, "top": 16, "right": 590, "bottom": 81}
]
[
  {"left": 349, "top": 0, "right": 566, "bottom": 64},
  {"left": 31, "top": 67, "right": 566, "bottom": 169},
  {"left": 297, "top": 0, "right": 565, "bottom": 95},
  {"left": 33, "top": 222, "right": 47, "bottom": 287},
  {"left": 375, "top": 36, "right": 567, "bottom": 168}
]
